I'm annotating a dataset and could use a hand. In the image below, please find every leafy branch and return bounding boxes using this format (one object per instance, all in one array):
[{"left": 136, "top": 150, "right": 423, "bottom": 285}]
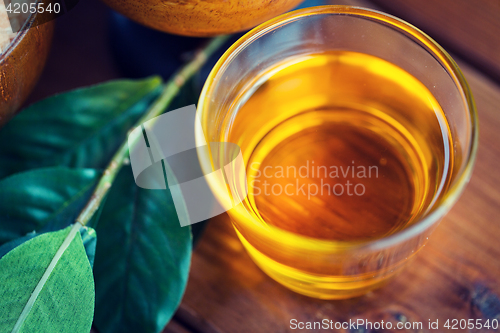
[
  {"left": 76, "top": 34, "right": 229, "bottom": 227},
  {"left": 0, "top": 35, "right": 229, "bottom": 333},
  {"left": 10, "top": 223, "right": 86, "bottom": 333}
]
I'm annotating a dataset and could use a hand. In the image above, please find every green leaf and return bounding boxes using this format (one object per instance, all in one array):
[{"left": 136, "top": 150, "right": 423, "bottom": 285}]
[
  {"left": 0, "top": 227, "right": 97, "bottom": 267},
  {"left": 0, "top": 77, "right": 162, "bottom": 179},
  {"left": 0, "top": 225, "right": 95, "bottom": 333},
  {"left": 0, "top": 167, "right": 100, "bottom": 246},
  {"left": 93, "top": 165, "right": 192, "bottom": 333}
]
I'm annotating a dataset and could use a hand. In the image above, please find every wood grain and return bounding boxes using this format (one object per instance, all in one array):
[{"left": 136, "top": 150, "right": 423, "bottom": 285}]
[
  {"left": 370, "top": 0, "right": 500, "bottom": 83},
  {"left": 163, "top": 320, "right": 194, "bottom": 333}
]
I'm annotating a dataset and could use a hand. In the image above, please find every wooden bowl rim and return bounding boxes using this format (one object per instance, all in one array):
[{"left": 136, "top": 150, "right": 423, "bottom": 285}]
[{"left": 0, "top": 0, "right": 42, "bottom": 63}]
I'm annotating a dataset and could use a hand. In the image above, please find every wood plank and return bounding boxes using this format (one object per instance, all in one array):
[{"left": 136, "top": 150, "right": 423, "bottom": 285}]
[
  {"left": 369, "top": 0, "right": 500, "bottom": 83},
  {"left": 93, "top": 319, "right": 195, "bottom": 333},
  {"left": 163, "top": 320, "right": 195, "bottom": 333},
  {"left": 173, "top": 59, "right": 500, "bottom": 333}
]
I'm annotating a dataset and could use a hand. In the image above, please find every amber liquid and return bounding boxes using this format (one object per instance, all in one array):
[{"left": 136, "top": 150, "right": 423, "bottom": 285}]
[{"left": 224, "top": 51, "right": 452, "bottom": 242}]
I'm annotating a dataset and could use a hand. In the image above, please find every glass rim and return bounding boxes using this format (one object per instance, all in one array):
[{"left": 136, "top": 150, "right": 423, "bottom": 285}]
[{"left": 196, "top": 5, "right": 479, "bottom": 252}]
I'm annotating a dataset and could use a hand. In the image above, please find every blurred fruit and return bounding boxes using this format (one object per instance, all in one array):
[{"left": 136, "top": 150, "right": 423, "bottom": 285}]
[{"left": 100, "top": 0, "right": 304, "bottom": 36}]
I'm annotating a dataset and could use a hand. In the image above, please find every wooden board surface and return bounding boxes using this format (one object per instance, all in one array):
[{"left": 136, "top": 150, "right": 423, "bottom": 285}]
[{"left": 371, "top": 0, "right": 500, "bottom": 83}]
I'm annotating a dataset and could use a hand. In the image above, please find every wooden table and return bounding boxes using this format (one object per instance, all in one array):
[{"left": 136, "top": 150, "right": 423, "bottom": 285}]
[{"left": 28, "top": 0, "right": 500, "bottom": 332}]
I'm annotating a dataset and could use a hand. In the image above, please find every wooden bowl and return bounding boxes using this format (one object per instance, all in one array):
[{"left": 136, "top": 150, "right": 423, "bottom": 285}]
[
  {"left": 0, "top": 3, "right": 54, "bottom": 126},
  {"left": 99, "top": 0, "right": 304, "bottom": 36}
]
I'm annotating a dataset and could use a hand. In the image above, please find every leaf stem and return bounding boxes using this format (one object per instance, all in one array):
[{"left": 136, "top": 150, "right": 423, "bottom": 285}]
[
  {"left": 75, "top": 35, "right": 230, "bottom": 226},
  {"left": 11, "top": 223, "right": 82, "bottom": 333}
]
